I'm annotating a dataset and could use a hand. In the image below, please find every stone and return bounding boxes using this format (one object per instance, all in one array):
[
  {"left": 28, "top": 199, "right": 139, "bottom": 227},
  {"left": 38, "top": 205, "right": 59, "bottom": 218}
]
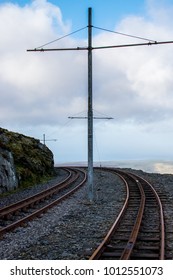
[
  {"left": 0, "top": 148, "right": 18, "bottom": 193},
  {"left": 0, "top": 127, "right": 55, "bottom": 194}
]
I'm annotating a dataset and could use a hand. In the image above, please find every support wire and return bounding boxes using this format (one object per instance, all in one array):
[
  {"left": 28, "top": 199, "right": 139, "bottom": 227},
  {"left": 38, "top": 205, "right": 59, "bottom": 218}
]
[
  {"left": 36, "top": 26, "right": 88, "bottom": 49},
  {"left": 93, "top": 26, "right": 156, "bottom": 43}
]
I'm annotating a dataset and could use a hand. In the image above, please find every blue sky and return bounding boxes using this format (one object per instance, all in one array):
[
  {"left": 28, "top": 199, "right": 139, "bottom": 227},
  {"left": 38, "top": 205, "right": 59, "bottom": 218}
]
[
  {"left": 0, "top": 1, "right": 149, "bottom": 42},
  {"left": 48, "top": 0, "right": 146, "bottom": 31},
  {"left": 1, "top": 0, "right": 172, "bottom": 25},
  {"left": 0, "top": 0, "right": 146, "bottom": 25},
  {"left": 1, "top": 0, "right": 173, "bottom": 171}
]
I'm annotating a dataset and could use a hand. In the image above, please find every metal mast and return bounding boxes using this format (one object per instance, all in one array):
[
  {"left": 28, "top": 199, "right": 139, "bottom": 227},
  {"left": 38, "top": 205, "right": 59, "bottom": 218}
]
[
  {"left": 28, "top": 8, "right": 95, "bottom": 201},
  {"left": 41, "top": 134, "right": 57, "bottom": 145},
  {"left": 87, "top": 7, "right": 93, "bottom": 201},
  {"left": 27, "top": 7, "right": 173, "bottom": 202}
]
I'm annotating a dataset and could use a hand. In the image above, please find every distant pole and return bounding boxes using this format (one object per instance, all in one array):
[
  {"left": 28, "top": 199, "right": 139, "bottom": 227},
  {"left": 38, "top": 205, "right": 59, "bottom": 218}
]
[
  {"left": 88, "top": 7, "right": 94, "bottom": 202},
  {"left": 43, "top": 133, "right": 46, "bottom": 145},
  {"left": 41, "top": 134, "right": 57, "bottom": 145}
]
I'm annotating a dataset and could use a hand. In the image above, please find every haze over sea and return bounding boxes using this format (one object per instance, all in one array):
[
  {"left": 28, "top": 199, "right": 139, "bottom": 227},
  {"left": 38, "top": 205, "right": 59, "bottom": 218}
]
[{"left": 57, "top": 160, "right": 173, "bottom": 175}]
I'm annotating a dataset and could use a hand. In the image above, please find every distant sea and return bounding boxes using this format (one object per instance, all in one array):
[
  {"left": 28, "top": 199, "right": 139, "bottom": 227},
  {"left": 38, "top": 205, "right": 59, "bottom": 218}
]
[{"left": 56, "top": 160, "right": 173, "bottom": 174}]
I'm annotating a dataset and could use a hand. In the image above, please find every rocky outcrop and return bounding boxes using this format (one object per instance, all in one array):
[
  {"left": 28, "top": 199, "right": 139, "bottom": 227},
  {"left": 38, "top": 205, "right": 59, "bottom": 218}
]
[
  {"left": 0, "top": 127, "right": 55, "bottom": 194},
  {"left": 0, "top": 148, "right": 18, "bottom": 193}
]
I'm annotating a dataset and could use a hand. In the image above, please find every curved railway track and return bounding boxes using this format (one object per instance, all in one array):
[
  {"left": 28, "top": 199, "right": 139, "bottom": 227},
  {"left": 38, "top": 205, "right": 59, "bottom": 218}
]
[
  {"left": 0, "top": 167, "right": 87, "bottom": 237},
  {"left": 90, "top": 168, "right": 165, "bottom": 260}
]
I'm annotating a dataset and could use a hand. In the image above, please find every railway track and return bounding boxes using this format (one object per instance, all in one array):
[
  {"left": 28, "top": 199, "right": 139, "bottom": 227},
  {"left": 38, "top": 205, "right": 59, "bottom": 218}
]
[
  {"left": 90, "top": 168, "right": 165, "bottom": 260},
  {"left": 0, "top": 167, "right": 87, "bottom": 238}
]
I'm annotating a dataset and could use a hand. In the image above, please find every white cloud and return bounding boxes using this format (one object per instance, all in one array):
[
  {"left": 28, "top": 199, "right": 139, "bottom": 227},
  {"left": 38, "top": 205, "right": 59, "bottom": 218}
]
[
  {"left": 1, "top": 0, "right": 173, "bottom": 162},
  {"left": 0, "top": 0, "right": 88, "bottom": 126},
  {"left": 92, "top": 9, "right": 173, "bottom": 122}
]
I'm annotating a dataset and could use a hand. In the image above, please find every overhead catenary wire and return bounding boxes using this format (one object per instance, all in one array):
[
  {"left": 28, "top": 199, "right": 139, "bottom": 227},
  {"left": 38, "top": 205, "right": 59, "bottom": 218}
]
[
  {"left": 93, "top": 26, "right": 157, "bottom": 43},
  {"left": 36, "top": 26, "right": 88, "bottom": 49},
  {"left": 27, "top": 7, "right": 173, "bottom": 202},
  {"left": 31, "top": 23, "right": 157, "bottom": 51}
]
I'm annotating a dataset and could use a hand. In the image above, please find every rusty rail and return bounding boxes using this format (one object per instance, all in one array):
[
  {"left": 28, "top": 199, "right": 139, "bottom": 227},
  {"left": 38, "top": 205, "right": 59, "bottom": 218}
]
[
  {"left": 120, "top": 173, "right": 145, "bottom": 259},
  {"left": 130, "top": 173, "right": 165, "bottom": 260},
  {"left": 89, "top": 170, "right": 129, "bottom": 259},
  {"left": 90, "top": 168, "right": 165, "bottom": 260},
  {"left": 0, "top": 168, "right": 87, "bottom": 237},
  {"left": 0, "top": 168, "right": 73, "bottom": 219}
]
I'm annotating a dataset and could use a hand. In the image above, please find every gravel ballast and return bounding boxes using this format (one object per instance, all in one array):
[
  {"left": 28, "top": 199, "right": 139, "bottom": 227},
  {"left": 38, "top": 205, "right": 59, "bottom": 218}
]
[{"left": 0, "top": 167, "right": 173, "bottom": 260}]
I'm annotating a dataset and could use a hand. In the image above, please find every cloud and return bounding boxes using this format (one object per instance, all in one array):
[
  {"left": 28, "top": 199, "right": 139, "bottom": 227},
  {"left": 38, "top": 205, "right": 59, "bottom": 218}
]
[
  {"left": 1, "top": 0, "right": 173, "bottom": 162},
  {"left": 1, "top": 0, "right": 173, "bottom": 127},
  {"left": 154, "top": 162, "right": 173, "bottom": 174},
  {"left": 0, "top": 0, "right": 87, "bottom": 126},
  {"left": 93, "top": 9, "right": 173, "bottom": 122}
]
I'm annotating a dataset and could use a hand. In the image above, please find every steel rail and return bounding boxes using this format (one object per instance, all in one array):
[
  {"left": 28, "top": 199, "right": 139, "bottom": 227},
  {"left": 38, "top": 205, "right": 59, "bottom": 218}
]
[
  {"left": 90, "top": 169, "right": 145, "bottom": 259},
  {"left": 0, "top": 168, "right": 73, "bottom": 219},
  {"left": 129, "top": 173, "right": 165, "bottom": 260},
  {"left": 120, "top": 173, "right": 145, "bottom": 260},
  {"left": 0, "top": 168, "right": 87, "bottom": 237},
  {"left": 89, "top": 170, "right": 129, "bottom": 259},
  {"left": 90, "top": 168, "right": 163, "bottom": 260}
]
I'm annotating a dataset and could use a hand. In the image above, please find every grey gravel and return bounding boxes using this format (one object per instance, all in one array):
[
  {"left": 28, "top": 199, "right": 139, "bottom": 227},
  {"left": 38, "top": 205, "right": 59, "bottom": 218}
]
[
  {"left": 0, "top": 168, "right": 67, "bottom": 208},
  {"left": 0, "top": 167, "right": 173, "bottom": 260}
]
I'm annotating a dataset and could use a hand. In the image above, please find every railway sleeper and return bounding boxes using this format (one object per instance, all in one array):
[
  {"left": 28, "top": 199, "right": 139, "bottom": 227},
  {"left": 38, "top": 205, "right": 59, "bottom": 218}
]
[
  {"left": 101, "top": 251, "right": 123, "bottom": 258},
  {"left": 111, "top": 236, "right": 132, "bottom": 241},
  {"left": 22, "top": 206, "right": 29, "bottom": 212},
  {"left": 140, "top": 225, "right": 160, "bottom": 230},
  {"left": 144, "top": 206, "right": 159, "bottom": 209},
  {"left": 3, "top": 214, "right": 13, "bottom": 220},
  {"left": 136, "top": 237, "right": 160, "bottom": 241},
  {"left": 114, "top": 229, "right": 135, "bottom": 232},
  {"left": 134, "top": 245, "right": 159, "bottom": 250},
  {"left": 130, "top": 252, "right": 159, "bottom": 259},
  {"left": 117, "top": 222, "right": 137, "bottom": 226},
  {"left": 106, "top": 244, "right": 130, "bottom": 251},
  {"left": 14, "top": 210, "right": 21, "bottom": 216},
  {"left": 0, "top": 220, "right": 6, "bottom": 226},
  {"left": 128, "top": 203, "right": 142, "bottom": 206},
  {"left": 138, "top": 229, "right": 160, "bottom": 233},
  {"left": 128, "top": 195, "right": 141, "bottom": 198}
]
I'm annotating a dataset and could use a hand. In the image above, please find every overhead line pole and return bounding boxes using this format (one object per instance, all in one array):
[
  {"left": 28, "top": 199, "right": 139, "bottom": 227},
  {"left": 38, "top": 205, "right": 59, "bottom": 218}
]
[
  {"left": 27, "top": 7, "right": 173, "bottom": 202},
  {"left": 41, "top": 134, "right": 57, "bottom": 145},
  {"left": 27, "top": 8, "right": 95, "bottom": 202},
  {"left": 88, "top": 7, "right": 93, "bottom": 202}
]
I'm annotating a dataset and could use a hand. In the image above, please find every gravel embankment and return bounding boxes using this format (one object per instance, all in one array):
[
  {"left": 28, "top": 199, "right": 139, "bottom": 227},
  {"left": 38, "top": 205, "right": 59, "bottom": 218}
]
[
  {"left": 0, "top": 168, "right": 173, "bottom": 260},
  {"left": 0, "top": 168, "right": 68, "bottom": 208}
]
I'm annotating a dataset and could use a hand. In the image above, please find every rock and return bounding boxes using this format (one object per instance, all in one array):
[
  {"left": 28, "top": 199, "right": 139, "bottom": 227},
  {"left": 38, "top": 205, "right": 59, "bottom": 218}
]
[
  {"left": 0, "top": 148, "right": 18, "bottom": 193},
  {"left": 0, "top": 127, "right": 55, "bottom": 194}
]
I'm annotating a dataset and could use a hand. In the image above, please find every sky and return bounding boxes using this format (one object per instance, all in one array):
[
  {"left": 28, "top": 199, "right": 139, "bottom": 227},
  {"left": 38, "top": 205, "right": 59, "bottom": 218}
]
[{"left": 1, "top": 0, "right": 173, "bottom": 165}]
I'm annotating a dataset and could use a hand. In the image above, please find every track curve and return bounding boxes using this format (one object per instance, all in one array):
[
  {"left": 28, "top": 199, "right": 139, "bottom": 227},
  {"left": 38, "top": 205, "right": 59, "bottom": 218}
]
[
  {"left": 0, "top": 167, "right": 87, "bottom": 237},
  {"left": 90, "top": 168, "right": 165, "bottom": 260}
]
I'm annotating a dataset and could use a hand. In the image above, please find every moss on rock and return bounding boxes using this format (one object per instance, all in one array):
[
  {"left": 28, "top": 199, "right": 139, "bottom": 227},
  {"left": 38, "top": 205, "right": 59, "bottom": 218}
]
[{"left": 0, "top": 127, "right": 55, "bottom": 192}]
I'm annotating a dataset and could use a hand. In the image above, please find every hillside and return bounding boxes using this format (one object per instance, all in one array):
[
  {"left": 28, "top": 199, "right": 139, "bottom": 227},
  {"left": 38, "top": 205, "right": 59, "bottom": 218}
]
[{"left": 0, "top": 127, "right": 55, "bottom": 194}]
